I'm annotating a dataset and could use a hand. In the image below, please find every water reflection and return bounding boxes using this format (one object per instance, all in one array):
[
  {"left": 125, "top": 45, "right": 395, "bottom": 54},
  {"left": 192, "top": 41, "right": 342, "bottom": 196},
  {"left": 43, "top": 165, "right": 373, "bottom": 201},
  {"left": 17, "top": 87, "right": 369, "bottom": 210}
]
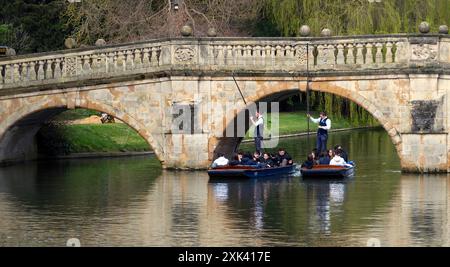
[{"left": 1, "top": 129, "right": 450, "bottom": 246}]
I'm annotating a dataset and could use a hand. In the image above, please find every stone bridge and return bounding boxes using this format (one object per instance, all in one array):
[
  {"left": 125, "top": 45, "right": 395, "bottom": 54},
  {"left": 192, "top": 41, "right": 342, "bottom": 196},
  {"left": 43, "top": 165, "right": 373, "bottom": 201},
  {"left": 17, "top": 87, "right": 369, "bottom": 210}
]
[{"left": 1, "top": 34, "right": 450, "bottom": 172}]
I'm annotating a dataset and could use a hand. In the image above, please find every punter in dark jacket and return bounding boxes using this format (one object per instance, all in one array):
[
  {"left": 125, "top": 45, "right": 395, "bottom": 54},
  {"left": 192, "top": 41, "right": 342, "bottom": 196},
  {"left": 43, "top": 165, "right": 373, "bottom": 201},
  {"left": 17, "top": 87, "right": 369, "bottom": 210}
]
[{"left": 275, "top": 148, "right": 293, "bottom": 166}]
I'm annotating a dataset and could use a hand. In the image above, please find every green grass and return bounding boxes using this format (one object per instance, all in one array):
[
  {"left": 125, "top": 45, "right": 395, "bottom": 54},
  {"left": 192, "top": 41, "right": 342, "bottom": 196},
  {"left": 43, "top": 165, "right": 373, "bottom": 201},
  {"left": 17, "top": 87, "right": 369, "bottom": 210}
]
[
  {"left": 61, "top": 123, "right": 150, "bottom": 153},
  {"left": 53, "top": 109, "right": 99, "bottom": 121},
  {"left": 249, "top": 111, "right": 379, "bottom": 138},
  {"left": 55, "top": 110, "right": 378, "bottom": 153}
]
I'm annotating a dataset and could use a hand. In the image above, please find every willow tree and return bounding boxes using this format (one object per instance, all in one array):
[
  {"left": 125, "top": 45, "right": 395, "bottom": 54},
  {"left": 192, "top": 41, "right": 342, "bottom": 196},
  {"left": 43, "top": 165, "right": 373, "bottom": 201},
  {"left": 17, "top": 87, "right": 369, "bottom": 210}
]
[{"left": 264, "top": 0, "right": 450, "bottom": 126}]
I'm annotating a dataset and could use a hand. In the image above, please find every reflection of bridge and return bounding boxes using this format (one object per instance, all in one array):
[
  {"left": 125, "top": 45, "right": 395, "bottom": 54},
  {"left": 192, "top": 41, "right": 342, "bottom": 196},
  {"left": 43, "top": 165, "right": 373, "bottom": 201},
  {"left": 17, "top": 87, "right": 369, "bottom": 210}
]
[{"left": 1, "top": 34, "right": 450, "bottom": 172}]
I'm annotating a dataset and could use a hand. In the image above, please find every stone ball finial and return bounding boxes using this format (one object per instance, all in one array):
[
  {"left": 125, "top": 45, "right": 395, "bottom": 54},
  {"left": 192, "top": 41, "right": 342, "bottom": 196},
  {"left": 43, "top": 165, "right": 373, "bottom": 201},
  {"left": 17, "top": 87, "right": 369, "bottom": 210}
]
[
  {"left": 418, "top": 21, "right": 430, "bottom": 34},
  {"left": 299, "top": 25, "right": 311, "bottom": 37},
  {"left": 95, "top": 38, "right": 107, "bottom": 46},
  {"left": 64, "top": 38, "right": 77, "bottom": 49},
  {"left": 439, "top": 25, "right": 449, "bottom": 34},
  {"left": 181, "top": 25, "right": 193, "bottom": 37},
  {"left": 5, "top": 48, "right": 16, "bottom": 56},
  {"left": 207, "top": 27, "right": 217, "bottom": 37},
  {"left": 320, "top": 28, "right": 332, "bottom": 37}
]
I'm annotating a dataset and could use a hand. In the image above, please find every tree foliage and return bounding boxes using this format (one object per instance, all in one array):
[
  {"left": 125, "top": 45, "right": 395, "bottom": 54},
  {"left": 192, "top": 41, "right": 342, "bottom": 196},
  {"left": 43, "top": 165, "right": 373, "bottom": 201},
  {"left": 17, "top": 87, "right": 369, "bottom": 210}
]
[
  {"left": 64, "top": 0, "right": 265, "bottom": 45},
  {"left": 0, "top": 0, "right": 70, "bottom": 54},
  {"left": 265, "top": 0, "right": 450, "bottom": 126}
]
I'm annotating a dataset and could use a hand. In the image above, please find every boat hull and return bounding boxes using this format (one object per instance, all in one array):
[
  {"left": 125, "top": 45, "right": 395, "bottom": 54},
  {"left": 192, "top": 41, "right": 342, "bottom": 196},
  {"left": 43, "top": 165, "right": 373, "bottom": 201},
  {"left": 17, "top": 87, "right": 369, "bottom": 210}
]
[
  {"left": 208, "top": 164, "right": 298, "bottom": 179},
  {"left": 300, "top": 165, "right": 354, "bottom": 178}
]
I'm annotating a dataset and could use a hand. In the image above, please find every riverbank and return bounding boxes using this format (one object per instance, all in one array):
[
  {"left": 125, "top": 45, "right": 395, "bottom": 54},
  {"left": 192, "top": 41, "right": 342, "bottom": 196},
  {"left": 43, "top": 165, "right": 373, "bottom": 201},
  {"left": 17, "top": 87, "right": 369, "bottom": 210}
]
[{"left": 48, "top": 111, "right": 379, "bottom": 154}]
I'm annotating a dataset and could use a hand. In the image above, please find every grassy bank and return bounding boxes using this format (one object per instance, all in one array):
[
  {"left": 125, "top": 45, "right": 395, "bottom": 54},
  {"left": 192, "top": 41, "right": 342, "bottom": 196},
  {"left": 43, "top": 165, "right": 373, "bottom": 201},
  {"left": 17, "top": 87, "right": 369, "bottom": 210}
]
[
  {"left": 48, "top": 111, "right": 379, "bottom": 154},
  {"left": 59, "top": 124, "right": 149, "bottom": 153},
  {"left": 248, "top": 111, "right": 379, "bottom": 138}
]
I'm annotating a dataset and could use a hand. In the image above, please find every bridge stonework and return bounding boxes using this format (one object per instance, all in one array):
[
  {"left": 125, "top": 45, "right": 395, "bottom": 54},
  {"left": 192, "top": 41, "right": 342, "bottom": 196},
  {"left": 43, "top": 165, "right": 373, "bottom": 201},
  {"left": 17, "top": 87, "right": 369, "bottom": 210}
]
[{"left": 1, "top": 35, "right": 449, "bottom": 172}]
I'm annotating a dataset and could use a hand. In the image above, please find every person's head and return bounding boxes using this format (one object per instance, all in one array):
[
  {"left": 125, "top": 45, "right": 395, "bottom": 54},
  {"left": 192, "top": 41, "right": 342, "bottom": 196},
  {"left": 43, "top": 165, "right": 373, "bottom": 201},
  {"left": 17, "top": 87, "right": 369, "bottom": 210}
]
[
  {"left": 253, "top": 151, "right": 260, "bottom": 158},
  {"left": 320, "top": 111, "right": 327, "bottom": 119},
  {"left": 307, "top": 153, "right": 314, "bottom": 161},
  {"left": 217, "top": 153, "right": 225, "bottom": 158},
  {"left": 263, "top": 152, "right": 270, "bottom": 160},
  {"left": 334, "top": 149, "right": 342, "bottom": 157},
  {"left": 328, "top": 149, "right": 334, "bottom": 158},
  {"left": 255, "top": 111, "right": 261, "bottom": 118},
  {"left": 237, "top": 151, "right": 244, "bottom": 160},
  {"left": 278, "top": 148, "right": 286, "bottom": 156},
  {"left": 334, "top": 145, "right": 342, "bottom": 151},
  {"left": 312, "top": 148, "right": 318, "bottom": 158}
]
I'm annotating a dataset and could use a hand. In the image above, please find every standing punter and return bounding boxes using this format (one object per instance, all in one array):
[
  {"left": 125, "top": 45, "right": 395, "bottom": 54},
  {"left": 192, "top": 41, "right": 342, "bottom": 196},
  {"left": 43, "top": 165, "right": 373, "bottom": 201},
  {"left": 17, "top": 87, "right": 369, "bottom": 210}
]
[
  {"left": 307, "top": 111, "right": 331, "bottom": 153},
  {"left": 250, "top": 111, "right": 264, "bottom": 154}
]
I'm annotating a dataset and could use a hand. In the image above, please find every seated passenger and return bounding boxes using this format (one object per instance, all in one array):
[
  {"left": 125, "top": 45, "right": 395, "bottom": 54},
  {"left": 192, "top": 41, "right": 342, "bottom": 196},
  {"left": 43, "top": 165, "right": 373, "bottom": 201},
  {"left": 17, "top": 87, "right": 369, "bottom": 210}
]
[
  {"left": 276, "top": 148, "right": 293, "bottom": 166},
  {"left": 318, "top": 151, "right": 331, "bottom": 165},
  {"left": 301, "top": 153, "right": 315, "bottom": 169},
  {"left": 252, "top": 151, "right": 261, "bottom": 163},
  {"left": 211, "top": 153, "right": 229, "bottom": 168},
  {"left": 334, "top": 145, "right": 348, "bottom": 162},
  {"left": 229, "top": 152, "right": 243, "bottom": 166},
  {"left": 259, "top": 152, "right": 275, "bottom": 168},
  {"left": 329, "top": 149, "right": 351, "bottom": 167}
]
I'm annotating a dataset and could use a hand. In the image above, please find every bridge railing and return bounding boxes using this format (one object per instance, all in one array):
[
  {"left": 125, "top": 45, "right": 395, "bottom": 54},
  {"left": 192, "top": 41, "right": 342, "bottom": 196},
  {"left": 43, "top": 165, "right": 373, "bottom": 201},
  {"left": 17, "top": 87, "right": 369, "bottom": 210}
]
[
  {"left": 204, "top": 36, "right": 411, "bottom": 72},
  {"left": 1, "top": 35, "right": 448, "bottom": 91}
]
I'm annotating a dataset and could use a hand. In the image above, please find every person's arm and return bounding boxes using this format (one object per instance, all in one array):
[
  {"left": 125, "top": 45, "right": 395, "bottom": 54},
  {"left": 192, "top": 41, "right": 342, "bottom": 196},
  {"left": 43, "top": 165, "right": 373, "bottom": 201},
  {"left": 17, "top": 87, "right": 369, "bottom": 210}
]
[
  {"left": 309, "top": 116, "right": 320, "bottom": 123},
  {"left": 251, "top": 117, "right": 263, "bottom": 127}
]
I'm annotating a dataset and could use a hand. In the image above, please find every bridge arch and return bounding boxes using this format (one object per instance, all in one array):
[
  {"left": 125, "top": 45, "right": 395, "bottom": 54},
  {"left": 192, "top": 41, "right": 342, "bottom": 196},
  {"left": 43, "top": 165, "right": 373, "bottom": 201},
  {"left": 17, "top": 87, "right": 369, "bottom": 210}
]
[
  {"left": 0, "top": 94, "right": 163, "bottom": 166},
  {"left": 213, "top": 78, "right": 403, "bottom": 161}
]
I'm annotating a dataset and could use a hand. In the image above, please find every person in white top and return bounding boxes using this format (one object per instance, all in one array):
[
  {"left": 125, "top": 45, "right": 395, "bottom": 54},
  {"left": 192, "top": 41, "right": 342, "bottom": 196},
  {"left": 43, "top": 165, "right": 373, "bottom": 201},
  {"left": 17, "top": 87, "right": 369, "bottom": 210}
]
[
  {"left": 250, "top": 111, "right": 264, "bottom": 153},
  {"left": 307, "top": 111, "right": 331, "bottom": 153},
  {"left": 211, "top": 153, "right": 229, "bottom": 168},
  {"left": 329, "top": 150, "right": 352, "bottom": 167}
]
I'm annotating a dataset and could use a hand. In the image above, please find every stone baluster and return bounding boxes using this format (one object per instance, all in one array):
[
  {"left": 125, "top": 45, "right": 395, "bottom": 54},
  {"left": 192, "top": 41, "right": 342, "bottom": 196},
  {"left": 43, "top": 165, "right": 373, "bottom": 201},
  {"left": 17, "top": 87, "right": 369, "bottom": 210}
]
[
  {"left": 83, "top": 55, "right": 92, "bottom": 74},
  {"left": 44, "top": 60, "right": 52, "bottom": 79},
  {"left": 54, "top": 58, "right": 62, "bottom": 79},
  {"left": 225, "top": 45, "right": 233, "bottom": 65},
  {"left": 29, "top": 61, "right": 36, "bottom": 80},
  {"left": 126, "top": 50, "right": 134, "bottom": 70},
  {"left": 264, "top": 45, "right": 271, "bottom": 67},
  {"left": 151, "top": 47, "right": 159, "bottom": 66},
  {"left": 134, "top": 49, "right": 142, "bottom": 69},
  {"left": 117, "top": 51, "right": 125, "bottom": 71},
  {"left": 284, "top": 45, "right": 292, "bottom": 67},
  {"left": 20, "top": 62, "right": 29, "bottom": 82},
  {"left": 109, "top": 52, "right": 117, "bottom": 72},
  {"left": 346, "top": 44, "right": 355, "bottom": 64},
  {"left": 90, "top": 55, "right": 98, "bottom": 74},
  {"left": 142, "top": 48, "right": 150, "bottom": 67},
  {"left": 355, "top": 43, "right": 364, "bottom": 64},
  {"left": 336, "top": 44, "right": 345, "bottom": 65},
  {"left": 275, "top": 45, "right": 283, "bottom": 67},
  {"left": 365, "top": 43, "right": 374, "bottom": 64},
  {"left": 216, "top": 45, "right": 225, "bottom": 65},
  {"left": 385, "top": 42, "right": 393, "bottom": 63},
  {"left": 254, "top": 45, "right": 262, "bottom": 66},
  {"left": 4, "top": 64, "right": 12, "bottom": 83},
  {"left": 13, "top": 63, "right": 21, "bottom": 82},
  {"left": 375, "top": 43, "right": 383, "bottom": 64},
  {"left": 235, "top": 45, "right": 243, "bottom": 66},
  {"left": 245, "top": 45, "right": 253, "bottom": 66},
  {"left": 268, "top": 46, "right": 275, "bottom": 68},
  {"left": 37, "top": 61, "right": 45, "bottom": 80}
]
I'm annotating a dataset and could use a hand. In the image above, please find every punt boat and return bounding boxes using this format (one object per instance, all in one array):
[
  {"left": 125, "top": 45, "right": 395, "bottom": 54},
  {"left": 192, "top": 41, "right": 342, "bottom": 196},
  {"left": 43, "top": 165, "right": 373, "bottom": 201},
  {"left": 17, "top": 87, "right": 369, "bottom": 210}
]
[
  {"left": 300, "top": 163, "right": 355, "bottom": 178},
  {"left": 208, "top": 164, "right": 298, "bottom": 178}
]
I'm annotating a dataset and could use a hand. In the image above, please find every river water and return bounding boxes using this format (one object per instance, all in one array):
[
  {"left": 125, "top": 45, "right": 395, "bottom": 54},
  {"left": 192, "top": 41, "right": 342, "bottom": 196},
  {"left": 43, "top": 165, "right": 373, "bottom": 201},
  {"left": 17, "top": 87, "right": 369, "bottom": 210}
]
[{"left": 1, "top": 128, "right": 450, "bottom": 246}]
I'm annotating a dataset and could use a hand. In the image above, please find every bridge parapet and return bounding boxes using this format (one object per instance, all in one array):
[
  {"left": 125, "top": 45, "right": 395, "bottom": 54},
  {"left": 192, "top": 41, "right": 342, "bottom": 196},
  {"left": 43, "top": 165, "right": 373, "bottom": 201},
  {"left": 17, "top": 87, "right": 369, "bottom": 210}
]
[{"left": 0, "top": 35, "right": 449, "bottom": 93}]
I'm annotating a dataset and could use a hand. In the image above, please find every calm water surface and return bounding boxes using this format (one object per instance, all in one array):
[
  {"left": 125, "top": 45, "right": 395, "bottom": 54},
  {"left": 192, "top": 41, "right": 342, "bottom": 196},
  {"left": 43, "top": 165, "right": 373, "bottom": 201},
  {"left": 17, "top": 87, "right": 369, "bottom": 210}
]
[{"left": 1, "top": 128, "right": 450, "bottom": 246}]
